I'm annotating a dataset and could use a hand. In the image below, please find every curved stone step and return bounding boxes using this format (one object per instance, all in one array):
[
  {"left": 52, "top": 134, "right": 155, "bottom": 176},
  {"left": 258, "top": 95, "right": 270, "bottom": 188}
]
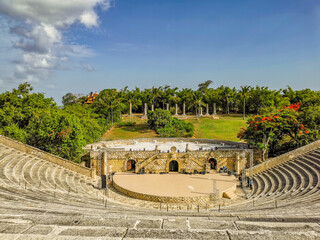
[{"left": 264, "top": 171, "right": 277, "bottom": 196}]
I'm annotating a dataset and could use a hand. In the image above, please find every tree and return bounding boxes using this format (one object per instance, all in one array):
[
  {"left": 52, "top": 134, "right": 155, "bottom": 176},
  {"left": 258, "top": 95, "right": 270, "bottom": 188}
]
[
  {"left": 239, "top": 86, "right": 251, "bottom": 119},
  {"left": 62, "top": 93, "right": 78, "bottom": 106},
  {"left": 221, "top": 86, "right": 234, "bottom": 114},
  {"left": 198, "top": 80, "right": 213, "bottom": 93},
  {"left": 238, "top": 105, "right": 309, "bottom": 160},
  {"left": 193, "top": 91, "right": 204, "bottom": 118},
  {"left": 177, "top": 88, "right": 194, "bottom": 114},
  {"left": 147, "top": 109, "right": 194, "bottom": 137},
  {"left": 93, "top": 89, "right": 121, "bottom": 126}
]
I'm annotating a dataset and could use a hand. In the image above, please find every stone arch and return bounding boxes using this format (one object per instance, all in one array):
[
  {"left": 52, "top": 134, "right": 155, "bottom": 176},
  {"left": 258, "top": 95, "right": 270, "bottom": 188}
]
[
  {"left": 168, "top": 160, "right": 179, "bottom": 172},
  {"left": 209, "top": 158, "right": 217, "bottom": 170},
  {"left": 126, "top": 159, "right": 136, "bottom": 172}
]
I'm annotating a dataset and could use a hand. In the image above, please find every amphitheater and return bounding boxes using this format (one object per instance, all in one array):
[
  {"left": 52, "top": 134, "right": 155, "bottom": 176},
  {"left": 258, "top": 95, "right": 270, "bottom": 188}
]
[{"left": 0, "top": 135, "right": 319, "bottom": 239}]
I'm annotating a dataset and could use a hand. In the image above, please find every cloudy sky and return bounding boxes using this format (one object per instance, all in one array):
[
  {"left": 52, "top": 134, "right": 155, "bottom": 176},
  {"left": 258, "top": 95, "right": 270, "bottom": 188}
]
[{"left": 0, "top": 0, "right": 319, "bottom": 103}]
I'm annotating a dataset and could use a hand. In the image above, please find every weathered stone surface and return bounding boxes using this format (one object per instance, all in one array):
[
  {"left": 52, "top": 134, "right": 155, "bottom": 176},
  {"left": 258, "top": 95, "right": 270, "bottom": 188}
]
[
  {"left": 59, "top": 226, "right": 126, "bottom": 237},
  {"left": 235, "top": 221, "right": 320, "bottom": 232},
  {"left": 188, "top": 219, "right": 236, "bottom": 230},
  {"left": 0, "top": 234, "right": 19, "bottom": 240},
  {"left": 24, "top": 225, "right": 53, "bottom": 235},
  {"left": 125, "top": 229, "right": 229, "bottom": 239},
  {"left": 0, "top": 223, "right": 31, "bottom": 234},
  {"left": 135, "top": 219, "right": 162, "bottom": 229},
  {"left": 162, "top": 218, "right": 188, "bottom": 229},
  {"left": 79, "top": 217, "right": 136, "bottom": 228},
  {"left": 228, "top": 230, "right": 320, "bottom": 240}
]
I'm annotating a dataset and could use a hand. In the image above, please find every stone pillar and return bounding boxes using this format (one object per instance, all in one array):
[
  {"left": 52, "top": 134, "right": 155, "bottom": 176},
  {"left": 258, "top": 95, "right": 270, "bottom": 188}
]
[
  {"left": 183, "top": 102, "right": 186, "bottom": 115},
  {"left": 166, "top": 103, "right": 169, "bottom": 111},
  {"left": 103, "top": 152, "right": 107, "bottom": 175},
  {"left": 151, "top": 104, "right": 154, "bottom": 111},
  {"left": 235, "top": 153, "right": 240, "bottom": 175},
  {"left": 141, "top": 103, "right": 148, "bottom": 119},
  {"left": 212, "top": 103, "right": 216, "bottom": 115},
  {"left": 205, "top": 104, "right": 209, "bottom": 115},
  {"left": 174, "top": 103, "right": 178, "bottom": 115},
  {"left": 129, "top": 102, "right": 132, "bottom": 117}
]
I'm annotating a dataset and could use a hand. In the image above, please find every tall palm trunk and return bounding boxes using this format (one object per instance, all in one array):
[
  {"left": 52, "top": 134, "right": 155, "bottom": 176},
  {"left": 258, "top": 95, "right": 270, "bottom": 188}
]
[{"left": 243, "top": 98, "right": 246, "bottom": 120}]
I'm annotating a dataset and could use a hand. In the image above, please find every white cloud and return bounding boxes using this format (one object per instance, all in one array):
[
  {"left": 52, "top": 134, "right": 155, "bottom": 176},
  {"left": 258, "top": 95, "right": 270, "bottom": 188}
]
[
  {"left": 80, "top": 10, "right": 99, "bottom": 28},
  {"left": 0, "top": 0, "right": 111, "bottom": 84},
  {"left": 86, "top": 64, "right": 94, "bottom": 72}
]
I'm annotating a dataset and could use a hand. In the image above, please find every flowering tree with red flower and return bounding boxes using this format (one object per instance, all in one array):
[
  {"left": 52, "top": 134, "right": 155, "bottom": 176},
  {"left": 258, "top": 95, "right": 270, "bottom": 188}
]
[{"left": 238, "top": 103, "right": 309, "bottom": 160}]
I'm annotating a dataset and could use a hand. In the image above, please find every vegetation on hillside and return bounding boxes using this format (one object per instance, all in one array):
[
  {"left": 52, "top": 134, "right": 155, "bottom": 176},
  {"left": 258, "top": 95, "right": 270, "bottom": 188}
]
[
  {"left": 0, "top": 83, "right": 108, "bottom": 162},
  {"left": 147, "top": 109, "right": 194, "bottom": 137},
  {"left": 0, "top": 81, "right": 319, "bottom": 162},
  {"left": 238, "top": 103, "right": 318, "bottom": 159}
]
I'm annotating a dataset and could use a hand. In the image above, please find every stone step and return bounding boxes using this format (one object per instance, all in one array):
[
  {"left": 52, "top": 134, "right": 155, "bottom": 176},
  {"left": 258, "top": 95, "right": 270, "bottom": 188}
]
[{"left": 222, "top": 189, "right": 237, "bottom": 200}]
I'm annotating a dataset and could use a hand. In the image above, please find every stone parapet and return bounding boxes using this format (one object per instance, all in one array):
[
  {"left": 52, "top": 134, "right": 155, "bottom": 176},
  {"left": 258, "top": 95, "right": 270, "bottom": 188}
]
[
  {"left": 245, "top": 140, "right": 320, "bottom": 177},
  {"left": 113, "top": 180, "right": 212, "bottom": 203},
  {"left": 0, "top": 135, "right": 94, "bottom": 178}
]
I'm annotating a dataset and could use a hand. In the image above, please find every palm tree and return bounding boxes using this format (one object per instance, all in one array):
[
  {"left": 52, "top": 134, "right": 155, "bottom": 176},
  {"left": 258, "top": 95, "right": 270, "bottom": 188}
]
[
  {"left": 221, "top": 86, "right": 233, "bottom": 114},
  {"left": 239, "top": 86, "right": 251, "bottom": 119},
  {"left": 193, "top": 91, "right": 204, "bottom": 119}
]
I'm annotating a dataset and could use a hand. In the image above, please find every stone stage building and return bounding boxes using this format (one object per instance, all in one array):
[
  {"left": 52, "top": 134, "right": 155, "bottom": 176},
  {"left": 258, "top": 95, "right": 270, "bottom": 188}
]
[{"left": 84, "top": 139, "right": 259, "bottom": 186}]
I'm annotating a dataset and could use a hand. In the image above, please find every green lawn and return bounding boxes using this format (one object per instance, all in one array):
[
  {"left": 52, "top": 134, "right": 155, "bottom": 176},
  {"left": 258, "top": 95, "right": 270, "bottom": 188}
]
[
  {"left": 186, "top": 115, "right": 247, "bottom": 142},
  {"left": 103, "top": 114, "right": 248, "bottom": 142},
  {"left": 102, "top": 115, "right": 158, "bottom": 140}
]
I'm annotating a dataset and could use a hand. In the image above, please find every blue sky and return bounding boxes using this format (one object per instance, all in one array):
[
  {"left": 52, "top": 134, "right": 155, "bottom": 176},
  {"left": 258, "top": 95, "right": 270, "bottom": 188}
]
[{"left": 0, "top": 0, "right": 319, "bottom": 103}]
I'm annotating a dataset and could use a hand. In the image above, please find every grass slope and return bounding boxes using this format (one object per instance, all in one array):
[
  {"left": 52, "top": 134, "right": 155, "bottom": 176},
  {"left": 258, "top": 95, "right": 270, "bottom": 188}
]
[
  {"left": 103, "top": 115, "right": 247, "bottom": 142},
  {"left": 102, "top": 116, "right": 157, "bottom": 140},
  {"left": 186, "top": 115, "right": 247, "bottom": 142}
]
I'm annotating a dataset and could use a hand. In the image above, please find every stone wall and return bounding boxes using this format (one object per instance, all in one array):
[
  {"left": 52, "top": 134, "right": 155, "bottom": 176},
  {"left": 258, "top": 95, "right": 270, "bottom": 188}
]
[
  {"left": 0, "top": 135, "right": 94, "bottom": 178},
  {"left": 245, "top": 140, "right": 320, "bottom": 176},
  {"left": 113, "top": 180, "right": 214, "bottom": 203},
  {"left": 84, "top": 138, "right": 249, "bottom": 150},
  {"left": 90, "top": 147, "right": 252, "bottom": 175}
]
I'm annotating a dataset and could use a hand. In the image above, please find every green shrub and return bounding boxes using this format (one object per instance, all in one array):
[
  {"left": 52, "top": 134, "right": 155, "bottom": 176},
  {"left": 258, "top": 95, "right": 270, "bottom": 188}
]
[
  {"left": 117, "top": 121, "right": 136, "bottom": 127},
  {"left": 147, "top": 109, "right": 194, "bottom": 137}
]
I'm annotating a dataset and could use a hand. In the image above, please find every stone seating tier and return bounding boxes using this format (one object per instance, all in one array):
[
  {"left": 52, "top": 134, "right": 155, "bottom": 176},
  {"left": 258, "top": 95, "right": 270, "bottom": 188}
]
[{"left": 0, "top": 142, "right": 320, "bottom": 239}]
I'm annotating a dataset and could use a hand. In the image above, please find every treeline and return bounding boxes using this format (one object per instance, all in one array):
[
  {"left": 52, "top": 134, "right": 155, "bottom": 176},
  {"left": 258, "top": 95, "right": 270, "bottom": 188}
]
[
  {"left": 1, "top": 82, "right": 319, "bottom": 162},
  {"left": 64, "top": 80, "right": 320, "bottom": 119},
  {"left": 0, "top": 83, "right": 108, "bottom": 162}
]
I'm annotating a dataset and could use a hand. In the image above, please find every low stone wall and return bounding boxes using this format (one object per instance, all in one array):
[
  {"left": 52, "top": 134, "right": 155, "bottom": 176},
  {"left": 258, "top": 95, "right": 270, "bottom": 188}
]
[
  {"left": 245, "top": 140, "right": 320, "bottom": 176},
  {"left": 113, "top": 180, "right": 213, "bottom": 203},
  {"left": 85, "top": 138, "right": 249, "bottom": 150},
  {"left": 0, "top": 135, "right": 94, "bottom": 178}
]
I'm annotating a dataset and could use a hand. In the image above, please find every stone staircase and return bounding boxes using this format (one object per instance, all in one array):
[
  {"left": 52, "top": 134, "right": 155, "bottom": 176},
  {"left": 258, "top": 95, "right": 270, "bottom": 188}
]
[
  {"left": 0, "top": 140, "right": 320, "bottom": 239},
  {"left": 222, "top": 189, "right": 237, "bottom": 200}
]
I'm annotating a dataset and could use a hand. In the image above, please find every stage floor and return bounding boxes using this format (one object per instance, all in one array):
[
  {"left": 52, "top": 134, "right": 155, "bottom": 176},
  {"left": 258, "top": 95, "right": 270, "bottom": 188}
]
[{"left": 113, "top": 172, "right": 236, "bottom": 198}]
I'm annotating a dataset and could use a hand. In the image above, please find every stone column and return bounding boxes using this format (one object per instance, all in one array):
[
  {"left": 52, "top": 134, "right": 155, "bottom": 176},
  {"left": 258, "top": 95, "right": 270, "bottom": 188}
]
[
  {"left": 212, "top": 103, "right": 216, "bottom": 115},
  {"left": 205, "top": 103, "right": 209, "bottom": 115},
  {"left": 235, "top": 153, "right": 240, "bottom": 175},
  {"left": 182, "top": 102, "right": 186, "bottom": 115},
  {"left": 144, "top": 103, "right": 147, "bottom": 115},
  {"left": 166, "top": 103, "right": 169, "bottom": 111},
  {"left": 141, "top": 103, "right": 148, "bottom": 119},
  {"left": 151, "top": 104, "right": 154, "bottom": 111},
  {"left": 174, "top": 103, "right": 178, "bottom": 115},
  {"left": 129, "top": 102, "right": 132, "bottom": 117}
]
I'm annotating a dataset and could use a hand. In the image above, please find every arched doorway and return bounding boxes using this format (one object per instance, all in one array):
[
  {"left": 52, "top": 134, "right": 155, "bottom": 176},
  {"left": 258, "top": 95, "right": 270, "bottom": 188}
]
[
  {"left": 169, "top": 160, "right": 179, "bottom": 172},
  {"left": 127, "top": 160, "right": 136, "bottom": 171},
  {"left": 209, "top": 158, "right": 217, "bottom": 170}
]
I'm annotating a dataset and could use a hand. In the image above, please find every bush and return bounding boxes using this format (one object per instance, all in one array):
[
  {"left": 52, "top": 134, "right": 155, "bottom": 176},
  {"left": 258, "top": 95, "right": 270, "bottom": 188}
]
[
  {"left": 117, "top": 121, "right": 136, "bottom": 127},
  {"left": 147, "top": 109, "right": 194, "bottom": 137}
]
